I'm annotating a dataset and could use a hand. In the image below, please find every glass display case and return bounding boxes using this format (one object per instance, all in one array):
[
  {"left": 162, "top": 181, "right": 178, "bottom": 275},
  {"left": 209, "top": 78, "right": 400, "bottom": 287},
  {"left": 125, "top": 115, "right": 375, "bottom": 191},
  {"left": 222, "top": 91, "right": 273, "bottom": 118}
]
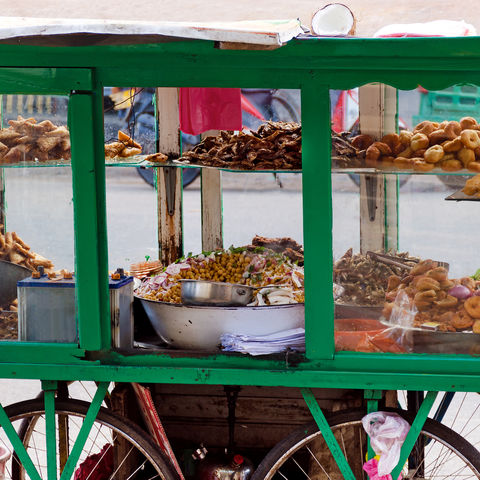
[{"left": 0, "top": 36, "right": 479, "bottom": 392}]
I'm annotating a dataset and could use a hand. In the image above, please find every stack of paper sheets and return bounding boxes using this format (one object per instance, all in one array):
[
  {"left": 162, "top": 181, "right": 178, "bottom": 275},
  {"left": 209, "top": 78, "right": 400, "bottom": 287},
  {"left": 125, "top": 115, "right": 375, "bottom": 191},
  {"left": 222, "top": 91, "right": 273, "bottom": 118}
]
[{"left": 221, "top": 328, "right": 305, "bottom": 356}]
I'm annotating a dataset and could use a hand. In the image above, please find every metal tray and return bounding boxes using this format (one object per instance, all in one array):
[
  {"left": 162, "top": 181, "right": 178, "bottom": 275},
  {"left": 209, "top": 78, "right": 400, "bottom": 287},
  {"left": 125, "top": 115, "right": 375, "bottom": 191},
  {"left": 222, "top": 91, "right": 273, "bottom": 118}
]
[
  {"left": 334, "top": 303, "right": 383, "bottom": 319},
  {"left": 380, "top": 319, "right": 480, "bottom": 355},
  {"left": 0, "top": 260, "right": 30, "bottom": 308}
]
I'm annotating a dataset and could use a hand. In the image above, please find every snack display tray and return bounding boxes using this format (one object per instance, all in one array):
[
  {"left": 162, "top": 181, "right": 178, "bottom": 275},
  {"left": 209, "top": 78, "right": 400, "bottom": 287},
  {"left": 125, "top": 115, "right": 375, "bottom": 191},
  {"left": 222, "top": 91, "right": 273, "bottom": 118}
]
[
  {"left": 332, "top": 167, "right": 476, "bottom": 176},
  {"left": 380, "top": 319, "right": 480, "bottom": 355},
  {"left": 445, "top": 189, "right": 480, "bottom": 201},
  {"left": 0, "top": 155, "right": 301, "bottom": 173}
]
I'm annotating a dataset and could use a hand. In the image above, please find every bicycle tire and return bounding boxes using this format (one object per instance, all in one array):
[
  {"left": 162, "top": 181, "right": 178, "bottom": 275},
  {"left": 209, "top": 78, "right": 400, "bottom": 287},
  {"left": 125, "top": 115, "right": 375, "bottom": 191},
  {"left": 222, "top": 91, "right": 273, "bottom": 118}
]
[
  {"left": 270, "top": 94, "right": 300, "bottom": 123},
  {"left": 6, "top": 398, "right": 180, "bottom": 480},
  {"left": 252, "top": 408, "right": 480, "bottom": 480}
]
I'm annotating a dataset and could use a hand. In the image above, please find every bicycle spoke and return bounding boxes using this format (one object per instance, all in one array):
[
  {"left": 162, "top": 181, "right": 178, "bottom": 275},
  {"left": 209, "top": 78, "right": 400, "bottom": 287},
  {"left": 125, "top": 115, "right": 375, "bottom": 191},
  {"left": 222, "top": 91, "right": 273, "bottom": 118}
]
[
  {"left": 305, "top": 446, "right": 333, "bottom": 480},
  {"left": 292, "top": 457, "right": 312, "bottom": 479}
]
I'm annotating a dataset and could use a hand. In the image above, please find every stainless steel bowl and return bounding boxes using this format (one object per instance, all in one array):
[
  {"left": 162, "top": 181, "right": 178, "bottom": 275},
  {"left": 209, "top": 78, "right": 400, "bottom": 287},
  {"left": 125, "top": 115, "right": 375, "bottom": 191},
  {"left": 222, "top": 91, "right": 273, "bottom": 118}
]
[
  {"left": 180, "top": 280, "right": 255, "bottom": 306},
  {"left": 0, "top": 260, "right": 31, "bottom": 308},
  {"left": 137, "top": 296, "right": 304, "bottom": 350}
]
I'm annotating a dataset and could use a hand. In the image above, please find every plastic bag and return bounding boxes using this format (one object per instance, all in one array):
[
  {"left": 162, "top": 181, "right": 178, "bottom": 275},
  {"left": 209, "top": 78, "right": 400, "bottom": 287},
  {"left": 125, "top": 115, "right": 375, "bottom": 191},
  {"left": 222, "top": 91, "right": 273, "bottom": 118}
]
[
  {"left": 363, "top": 458, "right": 402, "bottom": 480},
  {"left": 362, "top": 412, "right": 410, "bottom": 476},
  {"left": 179, "top": 87, "right": 242, "bottom": 135},
  {"left": 374, "top": 20, "right": 476, "bottom": 38},
  {"left": 368, "top": 290, "right": 415, "bottom": 353}
]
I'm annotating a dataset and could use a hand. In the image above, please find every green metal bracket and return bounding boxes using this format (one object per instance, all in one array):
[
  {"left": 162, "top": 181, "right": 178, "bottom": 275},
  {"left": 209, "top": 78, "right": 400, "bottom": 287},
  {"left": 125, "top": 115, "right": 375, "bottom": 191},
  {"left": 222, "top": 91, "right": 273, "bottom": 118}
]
[
  {"left": 391, "top": 391, "right": 438, "bottom": 479},
  {"left": 301, "top": 388, "right": 356, "bottom": 480},
  {"left": 59, "top": 381, "right": 109, "bottom": 480},
  {"left": 0, "top": 404, "right": 42, "bottom": 480},
  {"left": 42, "top": 381, "right": 58, "bottom": 480},
  {"left": 365, "top": 390, "right": 383, "bottom": 460}
]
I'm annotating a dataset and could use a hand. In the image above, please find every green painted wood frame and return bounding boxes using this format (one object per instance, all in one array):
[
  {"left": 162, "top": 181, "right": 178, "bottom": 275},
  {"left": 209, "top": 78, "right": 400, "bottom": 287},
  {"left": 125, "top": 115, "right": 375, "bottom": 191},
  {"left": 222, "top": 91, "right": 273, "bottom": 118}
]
[{"left": 0, "top": 38, "right": 480, "bottom": 390}]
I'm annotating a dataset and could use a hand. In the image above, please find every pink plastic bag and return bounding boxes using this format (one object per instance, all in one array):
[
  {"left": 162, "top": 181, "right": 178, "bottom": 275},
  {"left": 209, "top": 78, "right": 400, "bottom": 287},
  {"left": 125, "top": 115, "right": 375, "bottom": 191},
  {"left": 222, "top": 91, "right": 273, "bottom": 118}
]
[
  {"left": 179, "top": 87, "right": 242, "bottom": 135},
  {"left": 362, "top": 412, "right": 410, "bottom": 476},
  {"left": 363, "top": 458, "right": 402, "bottom": 480}
]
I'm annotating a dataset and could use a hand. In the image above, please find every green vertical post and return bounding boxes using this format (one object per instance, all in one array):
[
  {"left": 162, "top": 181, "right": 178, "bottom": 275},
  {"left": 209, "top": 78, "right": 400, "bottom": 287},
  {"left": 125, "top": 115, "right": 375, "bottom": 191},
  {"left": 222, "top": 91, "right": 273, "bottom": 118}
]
[
  {"left": 301, "top": 80, "right": 334, "bottom": 359},
  {"left": 365, "top": 389, "right": 382, "bottom": 461},
  {"left": 391, "top": 391, "right": 438, "bottom": 479},
  {"left": 301, "top": 388, "right": 356, "bottom": 480},
  {"left": 68, "top": 82, "right": 110, "bottom": 350},
  {"left": 42, "top": 380, "right": 58, "bottom": 480}
]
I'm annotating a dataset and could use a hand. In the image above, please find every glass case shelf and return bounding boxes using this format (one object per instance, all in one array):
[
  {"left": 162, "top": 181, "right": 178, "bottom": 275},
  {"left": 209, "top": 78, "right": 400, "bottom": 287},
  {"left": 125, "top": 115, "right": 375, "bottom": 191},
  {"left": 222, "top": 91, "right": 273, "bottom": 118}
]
[
  {"left": 0, "top": 155, "right": 302, "bottom": 173},
  {"left": 332, "top": 167, "right": 476, "bottom": 177}
]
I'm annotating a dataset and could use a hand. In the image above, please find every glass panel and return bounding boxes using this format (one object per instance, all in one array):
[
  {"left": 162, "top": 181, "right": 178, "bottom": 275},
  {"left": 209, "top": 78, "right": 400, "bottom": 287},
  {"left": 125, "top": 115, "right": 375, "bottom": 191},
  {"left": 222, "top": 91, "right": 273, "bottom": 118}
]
[
  {"left": 104, "top": 87, "right": 155, "bottom": 166},
  {"left": 333, "top": 83, "right": 480, "bottom": 355},
  {"left": 130, "top": 87, "right": 305, "bottom": 356},
  {"left": 0, "top": 94, "right": 76, "bottom": 343}
]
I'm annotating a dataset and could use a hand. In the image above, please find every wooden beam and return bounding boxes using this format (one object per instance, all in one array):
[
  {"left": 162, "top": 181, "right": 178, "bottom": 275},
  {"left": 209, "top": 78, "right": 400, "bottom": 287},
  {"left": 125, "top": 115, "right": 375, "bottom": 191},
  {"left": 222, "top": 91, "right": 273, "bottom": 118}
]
[
  {"left": 200, "top": 130, "right": 223, "bottom": 252},
  {"left": 358, "top": 83, "right": 398, "bottom": 253},
  {"left": 156, "top": 87, "right": 182, "bottom": 264}
]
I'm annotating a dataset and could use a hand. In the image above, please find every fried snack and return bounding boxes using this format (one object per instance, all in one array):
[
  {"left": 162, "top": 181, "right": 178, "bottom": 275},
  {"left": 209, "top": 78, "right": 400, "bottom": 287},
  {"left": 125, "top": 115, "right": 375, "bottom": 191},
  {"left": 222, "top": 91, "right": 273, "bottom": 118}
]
[
  {"left": 181, "top": 121, "right": 302, "bottom": 170},
  {"left": 118, "top": 147, "right": 142, "bottom": 157},
  {"left": 0, "top": 129, "right": 21, "bottom": 145},
  {"left": 37, "top": 136, "right": 62, "bottom": 153},
  {"left": 445, "top": 121, "right": 462, "bottom": 139},
  {"left": 460, "top": 117, "right": 478, "bottom": 130},
  {"left": 118, "top": 130, "right": 141, "bottom": 149},
  {"left": 442, "top": 137, "right": 463, "bottom": 152},
  {"left": 467, "top": 162, "right": 480, "bottom": 173},
  {"left": 414, "top": 121, "right": 437, "bottom": 136},
  {"left": 104, "top": 142, "right": 125, "bottom": 159},
  {"left": 413, "top": 159, "right": 434, "bottom": 172},
  {"left": 3, "top": 147, "right": 23, "bottom": 163},
  {"left": 351, "top": 134, "right": 373, "bottom": 150},
  {"left": 0, "top": 229, "right": 55, "bottom": 276},
  {"left": 399, "top": 130, "right": 413, "bottom": 145},
  {"left": 441, "top": 159, "right": 462, "bottom": 172},
  {"left": 393, "top": 156, "right": 414, "bottom": 169},
  {"left": 424, "top": 145, "right": 444, "bottom": 163},
  {"left": 462, "top": 175, "right": 480, "bottom": 195},
  {"left": 464, "top": 296, "right": 480, "bottom": 319},
  {"left": 428, "top": 129, "right": 449, "bottom": 145},
  {"left": 0, "top": 142, "right": 8, "bottom": 157},
  {"left": 381, "top": 133, "right": 402, "bottom": 154},
  {"left": 461, "top": 129, "right": 480, "bottom": 149},
  {"left": 457, "top": 147, "right": 475, "bottom": 168},
  {"left": 44, "top": 126, "right": 69, "bottom": 138},
  {"left": 145, "top": 152, "right": 168, "bottom": 163},
  {"left": 396, "top": 146, "right": 413, "bottom": 158},
  {"left": 410, "top": 133, "right": 429, "bottom": 151}
]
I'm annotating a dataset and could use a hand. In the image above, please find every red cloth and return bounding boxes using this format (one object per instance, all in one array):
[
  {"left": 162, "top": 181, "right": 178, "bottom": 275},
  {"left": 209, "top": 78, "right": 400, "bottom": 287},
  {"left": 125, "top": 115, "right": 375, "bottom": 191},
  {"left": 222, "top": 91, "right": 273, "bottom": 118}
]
[
  {"left": 179, "top": 87, "right": 242, "bottom": 135},
  {"left": 74, "top": 444, "right": 113, "bottom": 480}
]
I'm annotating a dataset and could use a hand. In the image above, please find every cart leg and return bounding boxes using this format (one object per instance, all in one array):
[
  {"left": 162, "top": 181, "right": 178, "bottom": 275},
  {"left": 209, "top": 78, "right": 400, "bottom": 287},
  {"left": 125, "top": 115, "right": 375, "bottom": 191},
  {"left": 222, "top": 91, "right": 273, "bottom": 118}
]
[
  {"left": 59, "top": 381, "right": 109, "bottom": 480},
  {"left": 42, "top": 380, "right": 58, "bottom": 480},
  {"left": 391, "top": 390, "right": 438, "bottom": 479},
  {"left": 301, "top": 388, "right": 356, "bottom": 480}
]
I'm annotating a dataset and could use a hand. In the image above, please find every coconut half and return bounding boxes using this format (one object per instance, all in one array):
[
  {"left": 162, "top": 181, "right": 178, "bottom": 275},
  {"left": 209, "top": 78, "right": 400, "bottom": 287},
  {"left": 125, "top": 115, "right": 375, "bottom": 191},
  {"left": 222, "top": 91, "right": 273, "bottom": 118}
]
[{"left": 311, "top": 3, "right": 356, "bottom": 36}]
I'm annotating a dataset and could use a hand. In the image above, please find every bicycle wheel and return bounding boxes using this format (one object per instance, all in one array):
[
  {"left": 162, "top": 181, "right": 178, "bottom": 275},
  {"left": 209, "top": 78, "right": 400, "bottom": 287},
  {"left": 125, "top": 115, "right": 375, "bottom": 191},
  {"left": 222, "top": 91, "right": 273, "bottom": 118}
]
[
  {"left": 3, "top": 398, "right": 180, "bottom": 480},
  {"left": 252, "top": 409, "right": 480, "bottom": 480}
]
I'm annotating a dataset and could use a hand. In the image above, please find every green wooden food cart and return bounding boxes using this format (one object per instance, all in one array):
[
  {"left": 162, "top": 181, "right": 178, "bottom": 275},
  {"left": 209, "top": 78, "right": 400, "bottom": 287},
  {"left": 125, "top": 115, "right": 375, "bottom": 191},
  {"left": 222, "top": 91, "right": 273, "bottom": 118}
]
[{"left": 0, "top": 17, "right": 480, "bottom": 480}]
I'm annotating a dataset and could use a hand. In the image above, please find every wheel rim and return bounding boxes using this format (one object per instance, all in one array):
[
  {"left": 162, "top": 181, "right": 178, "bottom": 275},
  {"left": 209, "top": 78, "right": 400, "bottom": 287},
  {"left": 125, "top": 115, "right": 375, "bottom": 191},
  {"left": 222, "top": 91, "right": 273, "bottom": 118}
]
[
  {"left": 262, "top": 420, "right": 480, "bottom": 480},
  {"left": 2, "top": 405, "right": 172, "bottom": 480}
]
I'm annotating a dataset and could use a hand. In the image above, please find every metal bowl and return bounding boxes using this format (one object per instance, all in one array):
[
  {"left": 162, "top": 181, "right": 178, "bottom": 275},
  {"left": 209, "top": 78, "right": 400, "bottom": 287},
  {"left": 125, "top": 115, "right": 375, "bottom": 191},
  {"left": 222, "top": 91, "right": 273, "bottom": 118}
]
[
  {"left": 137, "top": 296, "right": 304, "bottom": 350},
  {"left": 0, "top": 260, "right": 31, "bottom": 308},
  {"left": 181, "top": 280, "right": 254, "bottom": 306}
]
